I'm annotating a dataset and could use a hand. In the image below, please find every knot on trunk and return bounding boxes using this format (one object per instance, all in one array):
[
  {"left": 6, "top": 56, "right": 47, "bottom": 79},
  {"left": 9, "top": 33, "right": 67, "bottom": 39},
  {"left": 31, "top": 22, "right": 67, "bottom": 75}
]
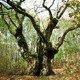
[
  {"left": 44, "top": 48, "right": 58, "bottom": 59},
  {"left": 52, "top": 18, "right": 58, "bottom": 25}
]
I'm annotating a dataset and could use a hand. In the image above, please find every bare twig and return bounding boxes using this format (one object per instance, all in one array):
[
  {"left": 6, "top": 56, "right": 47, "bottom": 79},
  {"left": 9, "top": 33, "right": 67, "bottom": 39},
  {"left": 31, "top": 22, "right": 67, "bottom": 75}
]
[
  {"left": 56, "top": 0, "right": 69, "bottom": 19},
  {"left": 56, "top": 5, "right": 63, "bottom": 18},
  {"left": 8, "top": 14, "right": 18, "bottom": 28},
  {"left": 42, "top": 0, "right": 53, "bottom": 21},
  {"left": 57, "top": 4, "right": 68, "bottom": 19},
  {"left": 49, "top": 0, "right": 55, "bottom": 8}
]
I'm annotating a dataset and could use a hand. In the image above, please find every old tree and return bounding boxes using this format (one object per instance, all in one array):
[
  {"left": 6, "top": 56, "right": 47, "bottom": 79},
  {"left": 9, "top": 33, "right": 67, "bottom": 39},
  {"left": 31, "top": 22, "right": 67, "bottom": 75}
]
[{"left": 0, "top": 0, "right": 80, "bottom": 76}]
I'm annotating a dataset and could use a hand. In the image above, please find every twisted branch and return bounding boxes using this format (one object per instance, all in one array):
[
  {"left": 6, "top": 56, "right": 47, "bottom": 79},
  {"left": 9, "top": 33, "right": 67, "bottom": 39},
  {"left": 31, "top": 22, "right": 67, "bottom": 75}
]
[
  {"left": 56, "top": 23, "right": 80, "bottom": 49},
  {"left": 7, "top": 1, "right": 48, "bottom": 44}
]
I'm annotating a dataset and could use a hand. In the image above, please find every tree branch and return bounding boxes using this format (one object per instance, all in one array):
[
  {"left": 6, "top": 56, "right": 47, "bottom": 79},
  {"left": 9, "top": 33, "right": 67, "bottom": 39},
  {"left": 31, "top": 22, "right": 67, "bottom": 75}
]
[
  {"left": 56, "top": 0, "right": 69, "bottom": 19},
  {"left": 56, "top": 24, "right": 80, "bottom": 49},
  {"left": 49, "top": 0, "right": 55, "bottom": 8},
  {"left": 42, "top": 0, "right": 53, "bottom": 21},
  {"left": 15, "top": 12, "right": 25, "bottom": 27},
  {"left": 56, "top": 5, "right": 63, "bottom": 18},
  {"left": 0, "top": 1, "right": 12, "bottom": 10},
  {"left": 57, "top": 4, "right": 68, "bottom": 19},
  {"left": 8, "top": 14, "right": 18, "bottom": 28},
  {"left": 45, "top": 18, "right": 58, "bottom": 40},
  {"left": 1, "top": 14, "right": 14, "bottom": 34},
  {"left": 1, "top": 11, "right": 31, "bottom": 61},
  {"left": 7, "top": 1, "right": 48, "bottom": 44}
]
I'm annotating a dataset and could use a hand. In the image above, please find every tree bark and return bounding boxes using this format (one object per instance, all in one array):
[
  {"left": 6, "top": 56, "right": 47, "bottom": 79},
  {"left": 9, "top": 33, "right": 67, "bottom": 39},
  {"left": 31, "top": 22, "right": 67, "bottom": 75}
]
[
  {"left": 44, "top": 47, "right": 58, "bottom": 76},
  {"left": 34, "top": 38, "right": 43, "bottom": 76},
  {"left": 46, "top": 57, "right": 55, "bottom": 75},
  {"left": 34, "top": 53, "right": 43, "bottom": 76},
  {"left": 14, "top": 26, "right": 30, "bottom": 60}
]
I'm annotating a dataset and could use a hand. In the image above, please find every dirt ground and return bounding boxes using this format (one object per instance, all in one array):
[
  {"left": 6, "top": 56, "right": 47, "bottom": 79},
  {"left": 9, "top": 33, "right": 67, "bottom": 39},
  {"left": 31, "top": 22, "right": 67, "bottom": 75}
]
[
  {"left": 0, "top": 73, "right": 80, "bottom": 80},
  {"left": 0, "top": 58, "right": 80, "bottom": 80},
  {"left": 0, "top": 68, "right": 80, "bottom": 80}
]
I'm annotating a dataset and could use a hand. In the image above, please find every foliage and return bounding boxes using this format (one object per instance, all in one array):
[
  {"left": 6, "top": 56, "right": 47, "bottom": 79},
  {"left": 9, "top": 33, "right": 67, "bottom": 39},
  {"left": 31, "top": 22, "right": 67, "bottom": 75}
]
[
  {"left": 54, "top": 19, "right": 80, "bottom": 60},
  {"left": 69, "top": 0, "right": 80, "bottom": 23}
]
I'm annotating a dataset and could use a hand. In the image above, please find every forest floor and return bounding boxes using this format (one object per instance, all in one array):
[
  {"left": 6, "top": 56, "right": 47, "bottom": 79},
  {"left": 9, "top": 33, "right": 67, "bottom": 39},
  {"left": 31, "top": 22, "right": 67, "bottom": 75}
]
[
  {"left": 0, "top": 74, "right": 80, "bottom": 80},
  {"left": 0, "top": 61, "right": 80, "bottom": 80},
  {"left": 0, "top": 64, "right": 80, "bottom": 80}
]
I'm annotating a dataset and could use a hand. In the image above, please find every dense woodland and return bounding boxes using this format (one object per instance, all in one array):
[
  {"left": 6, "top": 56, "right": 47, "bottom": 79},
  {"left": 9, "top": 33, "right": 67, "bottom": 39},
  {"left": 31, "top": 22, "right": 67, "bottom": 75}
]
[{"left": 0, "top": 0, "right": 80, "bottom": 80}]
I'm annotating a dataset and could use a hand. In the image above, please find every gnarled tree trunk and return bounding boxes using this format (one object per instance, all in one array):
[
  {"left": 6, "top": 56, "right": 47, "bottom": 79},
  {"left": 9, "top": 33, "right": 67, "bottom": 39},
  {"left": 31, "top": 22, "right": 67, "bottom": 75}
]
[{"left": 1, "top": 0, "right": 74, "bottom": 76}]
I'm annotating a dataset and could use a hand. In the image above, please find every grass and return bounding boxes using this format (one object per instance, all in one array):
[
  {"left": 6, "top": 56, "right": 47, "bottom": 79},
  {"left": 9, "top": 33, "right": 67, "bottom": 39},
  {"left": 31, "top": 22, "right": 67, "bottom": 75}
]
[
  {"left": 0, "top": 53, "right": 80, "bottom": 80},
  {"left": 0, "top": 62, "right": 80, "bottom": 80}
]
